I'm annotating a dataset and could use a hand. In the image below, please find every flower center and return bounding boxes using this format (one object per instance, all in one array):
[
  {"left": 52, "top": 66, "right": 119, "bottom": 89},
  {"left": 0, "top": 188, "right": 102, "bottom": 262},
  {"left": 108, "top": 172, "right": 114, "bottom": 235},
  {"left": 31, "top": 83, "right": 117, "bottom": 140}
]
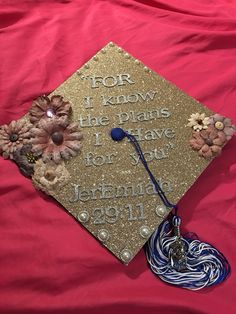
[
  {"left": 205, "top": 138, "right": 213, "bottom": 146},
  {"left": 196, "top": 119, "right": 203, "bottom": 125},
  {"left": 45, "top": 170, "right": 56, "bottom": 181},
  {"left": 215, "top": 121, "right": 224, "bottom": 130},
  {"left": 25, "top": 152, "right": 37, "bottom": 163},
  {"left": 51, "top": 131, "right": 64, "bottom": 145},
  {"left": 10, "top": 133, "right": 19, "bottom": 142}
]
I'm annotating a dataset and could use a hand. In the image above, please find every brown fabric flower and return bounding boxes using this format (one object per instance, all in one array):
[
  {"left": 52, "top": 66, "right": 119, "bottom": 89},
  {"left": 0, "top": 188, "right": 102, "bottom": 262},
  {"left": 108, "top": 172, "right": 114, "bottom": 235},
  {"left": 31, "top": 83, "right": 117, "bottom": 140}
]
[
  {"left": 0, "top": 119, "right": 31, "bottom": 159},
  {"left": 29, "top": 95, "right": 71, "bottom": 124},
  {"left": 189, "top": 125, "right": 226, "bottom": 159},
  {"left": 32, "top": 159, "right": 70, "bottom": 196},
  {"left": 13, "top": 144, "right": 38, "bottom": 178},
  {"left": 30, "top": 117, "right": 82, "bottom": 163}
]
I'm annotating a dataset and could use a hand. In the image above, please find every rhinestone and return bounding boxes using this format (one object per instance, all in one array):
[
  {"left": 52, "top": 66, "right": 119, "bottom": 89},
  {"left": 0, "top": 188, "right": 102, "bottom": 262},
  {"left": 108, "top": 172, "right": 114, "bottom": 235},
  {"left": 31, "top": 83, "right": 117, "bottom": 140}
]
[
  {"left": 120, "top": 249, "right": 133, "bottom": 263},
  {"left": 46, "top": 108, "right": 55, "bottom": 118},
  {"left": 98, "top": 229, "right": 109, "bottom": 242},
  {"left": 77, "top": 211, "right": 90, "bottom": 223},
  {"left": 155, "top": 205, "right": 168, "bottom": 217},
  {"left": 139, "top": 226, "right": 151, "bottom": 238}
]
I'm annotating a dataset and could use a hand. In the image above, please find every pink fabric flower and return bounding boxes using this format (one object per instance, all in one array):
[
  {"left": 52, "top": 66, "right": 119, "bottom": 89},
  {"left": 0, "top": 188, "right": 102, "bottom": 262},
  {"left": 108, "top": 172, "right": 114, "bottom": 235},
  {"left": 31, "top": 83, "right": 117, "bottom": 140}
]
[
  {"left": 30, "top": 117, "right": 83, "bottom": 163},
  {"left": 29, "top": 95, "right": 71, "bottom": 124},
  {"left": 0, "top": 119, "right": 31, "bottom": 159},
  {"left": 209, "top": 114, "right": 235, "bottom": 140},
  {"left": 189, "top": 125, "right": 226, "bottom": 159}
]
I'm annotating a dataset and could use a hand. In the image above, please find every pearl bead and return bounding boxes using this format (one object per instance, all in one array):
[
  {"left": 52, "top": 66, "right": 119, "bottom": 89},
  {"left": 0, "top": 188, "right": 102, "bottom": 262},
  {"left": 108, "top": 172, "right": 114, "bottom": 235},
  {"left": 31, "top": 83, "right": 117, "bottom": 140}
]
[
  {"left": 76, "top": 70, "right": 82, "bottom": 76},
  {"left": 84, "top": 64, "right": 89, "bottom": 69},
  {"left": 155, "top": 205, "right": 168, "bottom": 217},
  {"left": 120, "top": 249, "right": 133, "bottom": 263},
  {"left": 135, "top": 59, "right": 140, "bottom": 65},
  {"left": 118, "top": 47, "right": 123, "bottom": 53},
  {"left": 101, "top": 49, "right": 106, "bottom": 54},
  {"left": 93, "top": 56, "right": 98, "bottom": 61},
  {"left": 215, "top": 121, "right": 224, "bottom": 130},
  {"left": 98, "top": 229, "right": 109, "bottom": 242},
  {"left": 77, "top": 211, "right": 90, "bottom": 223},
  {"left": 124, "top": 53, "right": 130, "bottom": 59},
  {"left": 109, "top": 42, "right": 114, "bottom": 47},
  {"left": 140, "top": 226, "right": 151, "bottom": 238},
  {"left": 144, "top": 66, "right": 149, "bottom": 72}
]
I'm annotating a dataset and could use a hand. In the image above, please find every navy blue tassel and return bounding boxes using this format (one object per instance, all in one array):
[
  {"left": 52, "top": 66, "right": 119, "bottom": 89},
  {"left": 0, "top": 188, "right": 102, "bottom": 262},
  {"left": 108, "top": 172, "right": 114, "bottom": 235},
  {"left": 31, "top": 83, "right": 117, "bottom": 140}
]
[{"left": 111, "top": 128, "right": 231, "bottom": 290}]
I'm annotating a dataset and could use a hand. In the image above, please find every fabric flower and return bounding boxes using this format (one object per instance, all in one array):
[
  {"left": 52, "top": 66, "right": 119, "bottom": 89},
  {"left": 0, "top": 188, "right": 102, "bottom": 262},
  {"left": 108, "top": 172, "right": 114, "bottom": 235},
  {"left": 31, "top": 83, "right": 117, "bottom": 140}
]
[
  {"left": 30, "top": 117, "right": 82, "bottom": 163},
  {"left": 29, "top": 95, "right": 71, "bottom": 124},
  {"left": 32, "top": 159, "right": 70, "bottom": 195},
  {"left": 209, "top": 114, "right": 235, "bottom": 140},
  {"left": 0, "top": 119, "right": 31, "bottom": 159},
  {"left": 13, "top": 144, "right": 38, "bottom": 178},
  {"left": 187, "top": 113, "right": 210, "bottom": 131},
  {"left": 189, "top": 125, "right": 226, "bottom": 159}
]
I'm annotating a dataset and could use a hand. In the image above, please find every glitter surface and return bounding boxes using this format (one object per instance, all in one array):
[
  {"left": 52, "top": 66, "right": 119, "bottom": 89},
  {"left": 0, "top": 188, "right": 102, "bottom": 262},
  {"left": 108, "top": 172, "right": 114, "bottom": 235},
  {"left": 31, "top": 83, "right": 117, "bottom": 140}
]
[{"left": 47, "top": 42, "right": 214, "bottom": 263}]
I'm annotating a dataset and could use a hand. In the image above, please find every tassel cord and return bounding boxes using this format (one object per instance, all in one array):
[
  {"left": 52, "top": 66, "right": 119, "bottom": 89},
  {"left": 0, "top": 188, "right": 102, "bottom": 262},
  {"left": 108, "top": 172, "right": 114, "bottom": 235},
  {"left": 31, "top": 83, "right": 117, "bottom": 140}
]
[{"left": 125, "top": 131, "right": 177, "bottom": 211}]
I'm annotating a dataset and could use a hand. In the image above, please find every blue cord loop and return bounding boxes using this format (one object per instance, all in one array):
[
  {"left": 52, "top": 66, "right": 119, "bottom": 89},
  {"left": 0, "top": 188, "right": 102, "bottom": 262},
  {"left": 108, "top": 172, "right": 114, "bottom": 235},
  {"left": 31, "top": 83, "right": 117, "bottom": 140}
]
[
  {"left": 172, "top": 216, "right": 181, "bottom": 227},
  {"left": 111, "top": 128, "right": 177, "bottom": 211}
]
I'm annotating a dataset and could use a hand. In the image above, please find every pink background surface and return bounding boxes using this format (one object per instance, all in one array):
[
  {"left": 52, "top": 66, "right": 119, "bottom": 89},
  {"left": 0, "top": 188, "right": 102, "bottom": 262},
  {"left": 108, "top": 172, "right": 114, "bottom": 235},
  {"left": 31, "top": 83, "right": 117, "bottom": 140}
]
[{"left": 0, "top": 1, "right": 235, "bottom": 313}]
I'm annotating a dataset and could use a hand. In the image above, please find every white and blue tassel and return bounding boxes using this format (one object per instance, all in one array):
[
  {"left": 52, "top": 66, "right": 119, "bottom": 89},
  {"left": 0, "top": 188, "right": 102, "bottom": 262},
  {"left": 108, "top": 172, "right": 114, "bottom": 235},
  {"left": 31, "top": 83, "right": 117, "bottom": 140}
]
[
  {"left": 111, "top": 127, "right": 231, "bottom": 290},
  {"left": 147, "top": 216, "right": 231, "bottom": 290}
]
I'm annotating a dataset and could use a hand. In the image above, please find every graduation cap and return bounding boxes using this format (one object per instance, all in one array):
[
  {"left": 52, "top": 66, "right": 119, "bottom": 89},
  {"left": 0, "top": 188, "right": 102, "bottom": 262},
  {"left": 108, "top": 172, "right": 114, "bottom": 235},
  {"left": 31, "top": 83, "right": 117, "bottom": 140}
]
[{"left": 1, "top": 42, "right": 234, "bottom": 290}]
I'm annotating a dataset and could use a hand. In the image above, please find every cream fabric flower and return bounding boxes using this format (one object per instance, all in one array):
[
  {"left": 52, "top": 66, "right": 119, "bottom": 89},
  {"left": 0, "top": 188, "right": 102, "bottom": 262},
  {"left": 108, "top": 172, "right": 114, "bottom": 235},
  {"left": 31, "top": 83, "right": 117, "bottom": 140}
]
[
  {"left": 32, "top": 159, "right": 70, "bottom": 196},
  {"left": 187, "top": 113, "right": 210, "bottom": 131}
]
